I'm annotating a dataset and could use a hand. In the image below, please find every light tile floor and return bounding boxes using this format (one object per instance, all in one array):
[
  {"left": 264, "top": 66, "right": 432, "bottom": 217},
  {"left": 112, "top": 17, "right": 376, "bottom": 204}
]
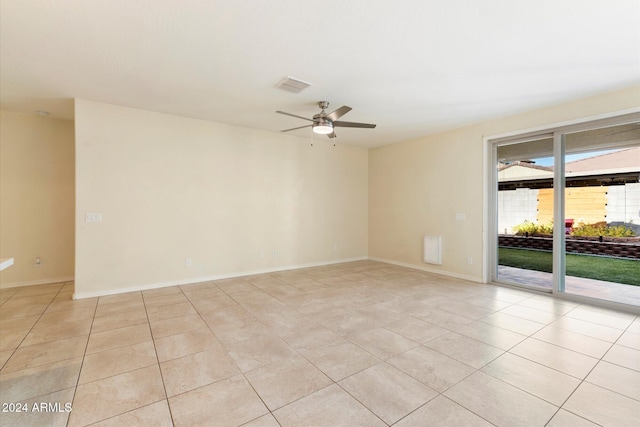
[{"left": 1, "top": 260, "right": 639, "bottom": 426}]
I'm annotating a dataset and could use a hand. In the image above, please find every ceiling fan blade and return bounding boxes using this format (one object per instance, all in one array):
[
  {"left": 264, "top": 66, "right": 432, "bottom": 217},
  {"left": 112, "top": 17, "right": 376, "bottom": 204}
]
[
  {"left": 325, "top": 106, "right": 352, "bottom": 121},
  {"left": 276, "top": 111, "right": 314, "bottom": 122},
  {"left": 333, "top": 120, "right": 376, "bottom": 129},
  {"left": 281, "top": 124, "right": 312, "bottom": 132}
]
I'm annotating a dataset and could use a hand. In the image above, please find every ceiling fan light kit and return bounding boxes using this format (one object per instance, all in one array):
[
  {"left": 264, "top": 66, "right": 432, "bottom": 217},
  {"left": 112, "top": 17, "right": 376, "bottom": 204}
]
[
  {"left": 277, "top": 101, "right": 376, "bottom": 139},
  {"left": 313, "top": 119, "right": 334, "bottom": 135}
]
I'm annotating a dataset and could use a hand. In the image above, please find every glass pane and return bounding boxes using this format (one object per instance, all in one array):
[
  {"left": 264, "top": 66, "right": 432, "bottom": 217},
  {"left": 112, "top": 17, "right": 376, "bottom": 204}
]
[
  {"left": 563, "top": 124, "right": 640, "bottom": 306},
  {"left": 497, "top": 138, "right": 554, "bottom": 290}
]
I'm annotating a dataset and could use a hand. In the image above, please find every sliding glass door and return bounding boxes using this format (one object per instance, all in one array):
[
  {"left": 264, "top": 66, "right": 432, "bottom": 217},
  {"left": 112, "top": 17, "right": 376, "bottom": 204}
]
[
  {"left": 489, "top": 114, "right": 640, "bottom": 308},
  {"left": 562, "top": 124, "right": 640, "bottom": 305},
  {"left": 495, "top": 136, "right": 554, "bottom": 291}
]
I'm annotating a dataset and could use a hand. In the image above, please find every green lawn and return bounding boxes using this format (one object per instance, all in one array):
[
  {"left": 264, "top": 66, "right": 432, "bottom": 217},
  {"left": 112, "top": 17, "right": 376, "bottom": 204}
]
[{"left": 498, "top": 247, "right": 640, "bottom": 286}]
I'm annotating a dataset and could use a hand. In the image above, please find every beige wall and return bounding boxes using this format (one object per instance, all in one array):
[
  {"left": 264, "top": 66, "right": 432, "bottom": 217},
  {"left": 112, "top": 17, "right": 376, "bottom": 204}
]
[
  {"left": 4, "top": 86, "right": 636, "bottom": 294},
  {"left": 369, "top": 85, "right": 640, "bottom": 281},
  {"left": 0, "top": 110, "right": 75, "bottom": 287},
  {"left": 74, "top": 99, "right": 368, "bottom": 297}
]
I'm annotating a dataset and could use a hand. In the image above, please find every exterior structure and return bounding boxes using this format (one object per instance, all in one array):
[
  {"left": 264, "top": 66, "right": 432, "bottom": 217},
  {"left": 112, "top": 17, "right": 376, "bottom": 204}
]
[{"left": 498, "top": 147, "right": 640, "bottom": 235}]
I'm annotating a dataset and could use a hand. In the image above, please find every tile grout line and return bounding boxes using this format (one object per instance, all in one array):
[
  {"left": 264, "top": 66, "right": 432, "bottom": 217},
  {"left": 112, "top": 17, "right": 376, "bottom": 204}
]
[
  {"left": 192, "top": 276, "right": 406, "bottom": 424},
  {"left": 0, "top": 282, "right": 81, "bottom": 421},
  {"left": 176, "top": 280, "right": 289, "bottom": 425},
  {"left": 507, "top": 303, "right": 638, "bottom": 425},
  {"left": 67, "top": 291, "right": 166, "bottom": 425},
  {"left": 143, "top": 286, "right": 191, "bottom": 427},
  {"left": 0, "top": 283, "right": 67, "bottom": 372},
  {"left": 429, "top": 301, "right": 584, "bottom": 425},
  {"left": 66, "top": 283, "right": 99, "bottom": 427}
]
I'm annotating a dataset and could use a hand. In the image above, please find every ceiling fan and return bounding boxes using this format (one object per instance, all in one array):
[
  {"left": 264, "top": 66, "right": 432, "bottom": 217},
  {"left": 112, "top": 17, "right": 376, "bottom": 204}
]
[{"left": 276, "top": 101, "right": 376, "bottom": 138}]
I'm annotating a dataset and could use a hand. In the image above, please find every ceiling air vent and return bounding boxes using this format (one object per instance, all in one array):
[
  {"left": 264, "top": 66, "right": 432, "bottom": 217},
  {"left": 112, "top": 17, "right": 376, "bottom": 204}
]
[{"left": 275, "top": 76, "right": 312, "bottom": 94}]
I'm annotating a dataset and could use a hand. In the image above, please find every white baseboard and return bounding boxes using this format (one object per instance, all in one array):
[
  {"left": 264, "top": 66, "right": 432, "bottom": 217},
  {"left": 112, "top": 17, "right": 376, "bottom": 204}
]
[
  {"left": 72, "top": 256, "right": 369, "bottom": 299},
  {"left": 0, "top": 276, "right": 75, "bottom": 289},
  {"left": 368, "top": 257, "right": 482, "bottom": 283}
]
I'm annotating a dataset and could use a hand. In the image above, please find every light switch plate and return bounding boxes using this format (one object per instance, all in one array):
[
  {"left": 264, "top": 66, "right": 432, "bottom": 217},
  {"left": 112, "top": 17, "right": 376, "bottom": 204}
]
[{"left": 85, "top": 213, "right": 103, "bottom": 222}]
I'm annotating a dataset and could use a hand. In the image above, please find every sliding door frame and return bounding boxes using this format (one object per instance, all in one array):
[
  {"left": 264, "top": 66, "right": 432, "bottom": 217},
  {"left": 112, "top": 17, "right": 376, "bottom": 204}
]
[
  {"left": 552, "top": 131, "right": 565, "bottom": 294},
  {"left": 487, "top": 132, "right": 555, "bottom": 292},
  {"left": 484, "top": 109, "right": 640, "bottom": 312}
]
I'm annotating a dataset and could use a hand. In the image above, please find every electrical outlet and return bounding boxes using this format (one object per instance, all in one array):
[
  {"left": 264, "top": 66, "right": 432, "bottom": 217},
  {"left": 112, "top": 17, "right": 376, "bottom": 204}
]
[
  {"left": 467, "top": 257, "right": 473, "bottom": 265},
  {"left": 272, "top": 250, "right": 278, "bottom": 257},
  {"left": 259, "top": 251, "right": 265, "bottom": 258},
  {"left": 185, "top": 258, "right": 192, "bottom": 267}
]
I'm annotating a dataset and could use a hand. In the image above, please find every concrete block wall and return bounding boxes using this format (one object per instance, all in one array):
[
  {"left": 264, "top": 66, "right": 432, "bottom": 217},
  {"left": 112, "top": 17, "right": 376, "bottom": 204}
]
[
  {"left": 607, "top": 183, "right": 640, "bottom": 225},
  {"left": 498, "top": 188, "right": 539, "bottom": 235}
]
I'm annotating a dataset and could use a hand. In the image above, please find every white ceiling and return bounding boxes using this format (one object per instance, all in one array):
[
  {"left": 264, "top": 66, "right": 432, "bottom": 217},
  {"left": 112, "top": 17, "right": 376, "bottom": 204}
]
[{"left": 1, "top": 0, "right": 639, "bottom": 148}]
